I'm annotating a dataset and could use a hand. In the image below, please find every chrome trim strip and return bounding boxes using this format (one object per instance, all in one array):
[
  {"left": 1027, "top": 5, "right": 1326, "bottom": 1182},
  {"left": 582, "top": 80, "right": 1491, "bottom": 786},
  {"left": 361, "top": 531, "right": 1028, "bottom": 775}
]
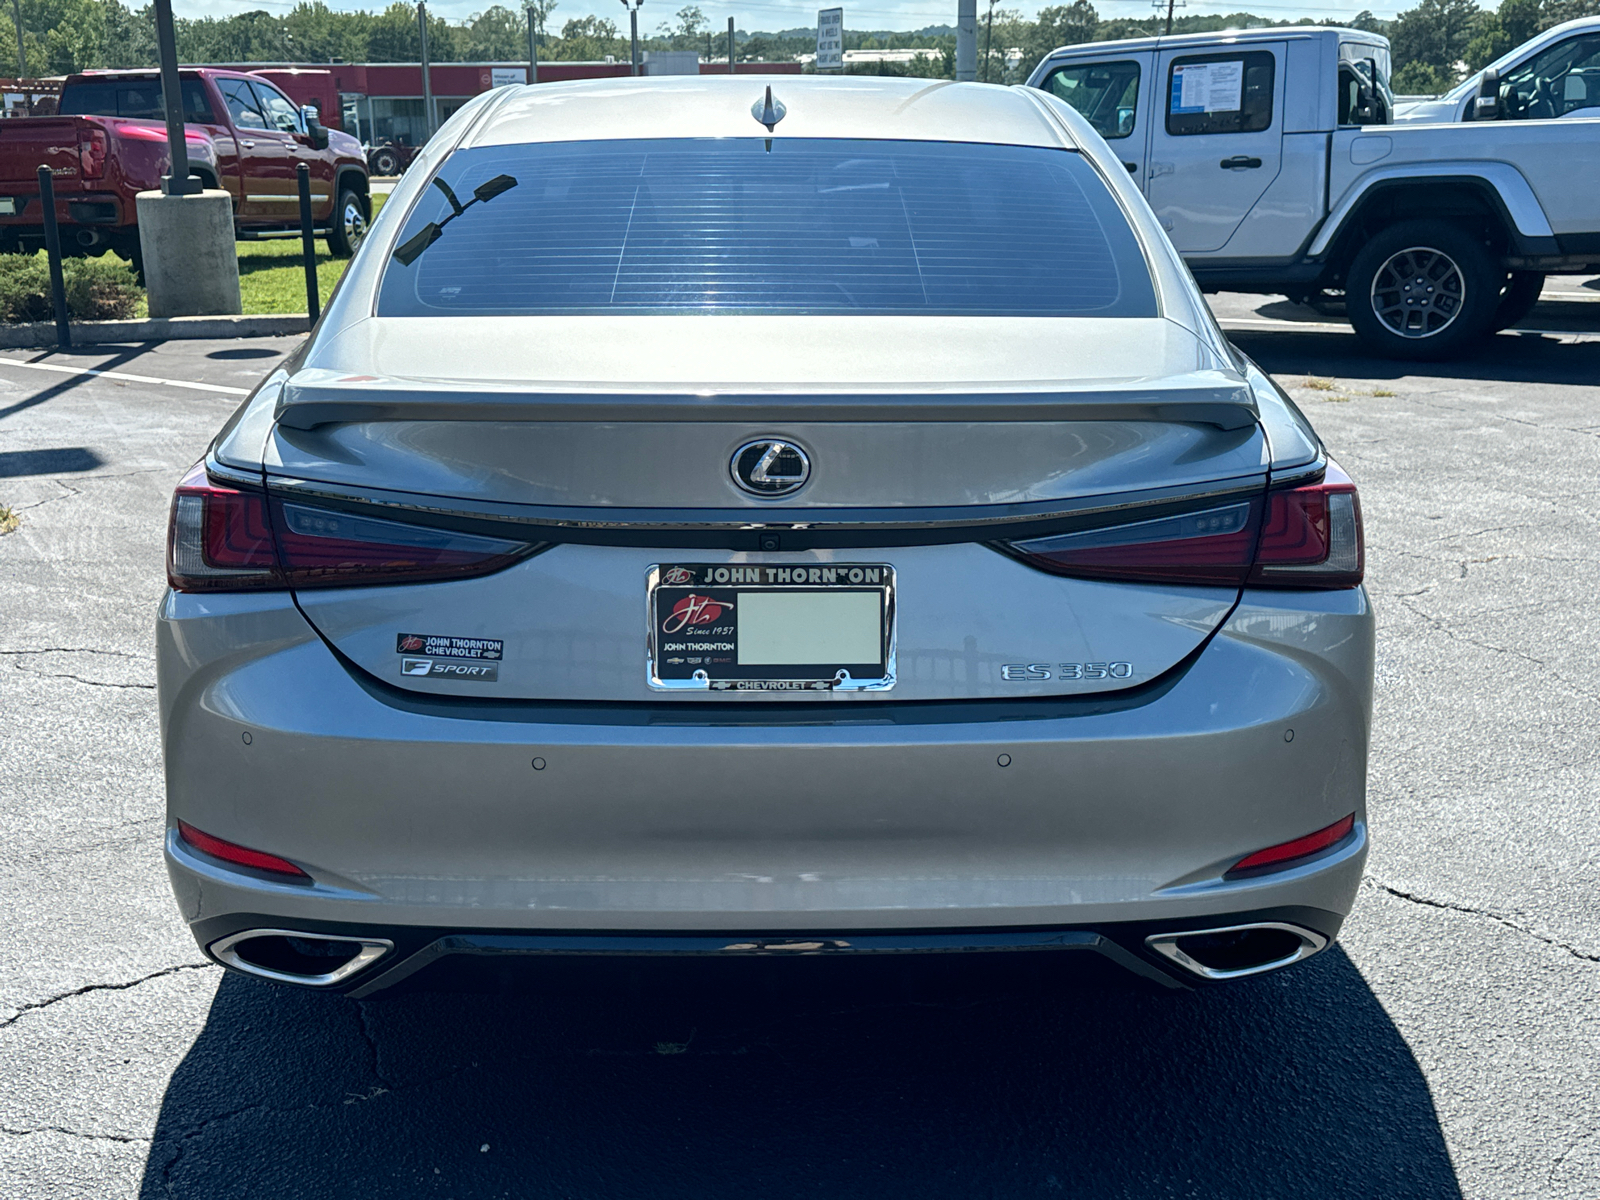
[
  {"left": 210, "top": 928, "right": 393, "bottom": 987},
  {"left": 1144, "top": 921, "right": 1328, "bottom": 981}
]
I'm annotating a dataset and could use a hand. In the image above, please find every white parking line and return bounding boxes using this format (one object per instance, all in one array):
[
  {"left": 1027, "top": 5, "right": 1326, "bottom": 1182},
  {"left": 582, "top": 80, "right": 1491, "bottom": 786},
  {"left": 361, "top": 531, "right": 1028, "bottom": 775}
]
[
  {"left": 0, "top": 356, "right": 251, "bottom": 396},
  {"left": 1217, "top": 317, "right": 1600, "bottom": 342},
  {"left": 1219, "top": 317, "right": 1352, "bottom": 332}
]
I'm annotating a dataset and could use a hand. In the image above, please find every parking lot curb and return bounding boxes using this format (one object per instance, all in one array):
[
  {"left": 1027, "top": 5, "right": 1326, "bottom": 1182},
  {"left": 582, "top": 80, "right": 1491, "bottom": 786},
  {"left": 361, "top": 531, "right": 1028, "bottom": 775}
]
[{"left": 0, "top": 314, "right": 309, "bottom": 348}]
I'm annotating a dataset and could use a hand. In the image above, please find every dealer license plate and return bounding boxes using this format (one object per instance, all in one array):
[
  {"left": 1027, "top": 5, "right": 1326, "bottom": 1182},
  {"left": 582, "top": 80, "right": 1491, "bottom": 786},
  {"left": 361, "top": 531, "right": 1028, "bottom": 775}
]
[{"left": 647, "top": 563, "right": 895, "bottom": 692}]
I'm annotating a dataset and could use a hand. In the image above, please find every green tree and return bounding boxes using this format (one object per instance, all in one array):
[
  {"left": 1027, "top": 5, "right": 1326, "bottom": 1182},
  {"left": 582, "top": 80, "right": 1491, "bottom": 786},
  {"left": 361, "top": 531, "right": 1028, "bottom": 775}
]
[
  {"left": 548, "top": 13, "right": 622, "bottom": 60},
  {"left": 460, "top": 5, "right": 525, "bottom": 58},
  {"left": 1016, "top": 0, "right": 1097, "bottom": 80},
  {"left": 1389, "top": 0, "right": 1487, "bottom": 85}
]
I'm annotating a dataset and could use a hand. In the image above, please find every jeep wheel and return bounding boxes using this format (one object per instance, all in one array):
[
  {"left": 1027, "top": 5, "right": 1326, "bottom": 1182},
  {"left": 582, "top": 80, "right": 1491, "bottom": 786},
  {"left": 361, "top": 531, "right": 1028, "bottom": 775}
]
[
  {"left": 326, "top": 187, "right": 367, "bottom": 259},
  {"left": 1346, "top": 220, "right": 1500, "bottom": 360},
  {"left": 1490, "top": 271, "right": 1545, "bottom": 333}
]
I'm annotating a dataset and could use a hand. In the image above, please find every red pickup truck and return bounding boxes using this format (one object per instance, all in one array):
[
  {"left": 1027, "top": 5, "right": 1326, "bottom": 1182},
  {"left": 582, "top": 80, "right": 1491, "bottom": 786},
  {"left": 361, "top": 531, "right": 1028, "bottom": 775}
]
[{"left": 0, "top": 68, "right": 370, "bottom": 269}]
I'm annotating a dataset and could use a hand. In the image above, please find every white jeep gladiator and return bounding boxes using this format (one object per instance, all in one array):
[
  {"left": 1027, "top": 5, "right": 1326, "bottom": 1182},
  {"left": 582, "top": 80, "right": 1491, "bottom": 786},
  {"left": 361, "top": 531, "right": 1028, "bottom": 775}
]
[{"left": 1028, "top": 24, "right": 1600, "bottom": 358}]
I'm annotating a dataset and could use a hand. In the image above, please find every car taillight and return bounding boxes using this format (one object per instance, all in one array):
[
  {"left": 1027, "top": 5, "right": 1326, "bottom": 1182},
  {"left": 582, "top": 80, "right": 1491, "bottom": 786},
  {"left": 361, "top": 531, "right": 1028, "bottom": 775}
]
[
  {"left": 1000, "top": 461, "right": 1363, "bottom": 590},
  {"left": 167, "top": 461, "right": 538, "bottom": 592},
  {"left": 168, "top": 463, "right": 279, "bottom": 591},
  {"left": 79, "top": 127, "right": 108, "bottom": 179},
  {"left": 999, "top": 496, "right": 1263, "bottom": 586},
  {"left": 1248, "top": 460, "right": 1363, "bottom": 588}
]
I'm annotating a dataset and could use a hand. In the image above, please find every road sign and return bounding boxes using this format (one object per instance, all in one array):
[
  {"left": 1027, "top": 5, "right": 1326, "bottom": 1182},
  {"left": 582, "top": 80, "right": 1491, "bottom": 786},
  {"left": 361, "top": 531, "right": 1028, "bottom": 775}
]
[{"left": 817, "top": 7, "right": 843, "bottom": 71}]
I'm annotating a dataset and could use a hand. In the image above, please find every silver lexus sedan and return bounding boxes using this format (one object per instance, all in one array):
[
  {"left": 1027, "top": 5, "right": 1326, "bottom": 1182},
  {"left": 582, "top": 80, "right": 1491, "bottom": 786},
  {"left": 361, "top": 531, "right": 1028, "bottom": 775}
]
[{"left": 159, "top": 76, "right": 1372, "bottom": 995}]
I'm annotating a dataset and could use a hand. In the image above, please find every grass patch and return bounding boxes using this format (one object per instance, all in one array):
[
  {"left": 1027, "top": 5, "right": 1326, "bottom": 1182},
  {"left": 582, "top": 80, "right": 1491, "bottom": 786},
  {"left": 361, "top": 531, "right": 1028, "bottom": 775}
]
[
  {"left": 0, "top": 253, "right": 145, "bottom": 323},
  {"left": 1301, "top": 377, "right": 1337, "bottom": 391},
  {"left": 237, "top": 192, "right": 386, "bottom": 315},
  {"left": 0, "top": 192, "right": 386, "bottom": 320},
  {"left": 0, "top": 503, "right": 19, "bottom": 535},
  {"left": 1372, "top": 388, "right": 1397, "bottom": 397}
]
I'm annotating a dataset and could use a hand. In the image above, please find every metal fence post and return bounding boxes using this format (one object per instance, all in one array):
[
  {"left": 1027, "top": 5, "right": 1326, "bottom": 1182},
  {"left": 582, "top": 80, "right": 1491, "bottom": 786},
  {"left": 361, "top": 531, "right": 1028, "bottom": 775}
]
[
  {"left": 297, "top": 163, "right": 320, "bottom": 324},
  {"left": 36, "top": 165, "right": 70, "bottom": 350}
]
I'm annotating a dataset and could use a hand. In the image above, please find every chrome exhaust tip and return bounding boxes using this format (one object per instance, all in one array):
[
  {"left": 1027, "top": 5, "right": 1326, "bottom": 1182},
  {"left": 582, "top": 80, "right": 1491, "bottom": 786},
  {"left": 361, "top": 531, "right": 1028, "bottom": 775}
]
[
  {"left": 1145, "top": 922, "right": 1328, "bottom": 981},
  {"left": 210, "top": 929, "right": 393, "bottom": 987}
]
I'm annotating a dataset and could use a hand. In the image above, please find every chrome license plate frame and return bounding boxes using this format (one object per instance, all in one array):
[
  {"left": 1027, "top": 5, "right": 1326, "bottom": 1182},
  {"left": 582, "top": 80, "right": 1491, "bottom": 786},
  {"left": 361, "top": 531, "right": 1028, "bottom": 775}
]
[{"left": 647, "top": 563, "right": 896, "bottom": 693}]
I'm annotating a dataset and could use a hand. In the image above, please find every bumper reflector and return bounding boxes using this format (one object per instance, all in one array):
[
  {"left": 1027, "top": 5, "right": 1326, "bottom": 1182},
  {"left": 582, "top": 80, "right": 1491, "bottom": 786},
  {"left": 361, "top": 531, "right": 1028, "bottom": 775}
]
[
  {"left": 177, "top": 820, "right": 309, "bottom": 878},
  {"left": 1227, "top": 813, "right": 1356, "bottom": 877}
]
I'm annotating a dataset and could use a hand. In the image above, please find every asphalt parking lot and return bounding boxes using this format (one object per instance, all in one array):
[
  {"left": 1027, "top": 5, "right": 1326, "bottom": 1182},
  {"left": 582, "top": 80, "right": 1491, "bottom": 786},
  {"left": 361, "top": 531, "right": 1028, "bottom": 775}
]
[{"left": 1, "top": 286, "right": 1597, "bottom": 1198}]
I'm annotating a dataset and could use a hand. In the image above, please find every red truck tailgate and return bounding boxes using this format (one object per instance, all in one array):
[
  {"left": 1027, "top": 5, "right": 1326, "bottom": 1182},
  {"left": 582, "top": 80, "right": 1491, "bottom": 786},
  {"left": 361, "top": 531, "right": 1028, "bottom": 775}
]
[{"left": 0, "top": 118, "right": 86, "bottom": 184}]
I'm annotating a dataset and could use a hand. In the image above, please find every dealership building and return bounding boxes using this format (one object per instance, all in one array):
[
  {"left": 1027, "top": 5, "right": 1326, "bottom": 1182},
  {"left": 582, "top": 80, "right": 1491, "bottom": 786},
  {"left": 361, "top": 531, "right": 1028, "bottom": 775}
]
[{"left": 220, "top": 57, "right": 801, "bottom": 147}]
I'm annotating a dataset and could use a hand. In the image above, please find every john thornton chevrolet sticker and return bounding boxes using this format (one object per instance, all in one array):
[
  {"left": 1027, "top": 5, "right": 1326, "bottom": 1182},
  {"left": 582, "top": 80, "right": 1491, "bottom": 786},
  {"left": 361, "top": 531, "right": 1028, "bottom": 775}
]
[
  {"left": 397, "top": 633, "right": 503, "bottom": 682},
  {"left": 396, "top": 633, "right": 503, "bottom": 660}
]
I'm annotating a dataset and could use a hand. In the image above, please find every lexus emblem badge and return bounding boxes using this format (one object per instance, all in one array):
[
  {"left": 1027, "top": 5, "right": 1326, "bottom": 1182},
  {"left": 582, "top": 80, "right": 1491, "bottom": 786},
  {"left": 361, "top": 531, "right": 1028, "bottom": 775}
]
[{"left": 731, "top": 439, "right": 810, "bottom": 497}]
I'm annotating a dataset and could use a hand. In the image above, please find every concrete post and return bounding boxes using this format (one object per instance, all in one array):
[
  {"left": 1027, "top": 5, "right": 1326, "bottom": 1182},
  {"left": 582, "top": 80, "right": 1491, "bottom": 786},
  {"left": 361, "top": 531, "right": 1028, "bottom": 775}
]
[
  {"left": 136, "top": 190, "right": 242, "bottom": 318},
  {"left": 956, "top": 0, "right": 976, "bottom": 82}
]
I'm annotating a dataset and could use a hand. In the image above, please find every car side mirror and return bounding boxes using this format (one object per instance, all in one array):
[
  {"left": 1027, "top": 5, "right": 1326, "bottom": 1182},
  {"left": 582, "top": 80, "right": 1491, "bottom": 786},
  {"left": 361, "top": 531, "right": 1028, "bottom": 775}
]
[
  {"left": 302, "top": 104, "right": 330, "bottom": 150},
  {"left": 1473, "top": 68, "right": 1500, "bottom": 120}
]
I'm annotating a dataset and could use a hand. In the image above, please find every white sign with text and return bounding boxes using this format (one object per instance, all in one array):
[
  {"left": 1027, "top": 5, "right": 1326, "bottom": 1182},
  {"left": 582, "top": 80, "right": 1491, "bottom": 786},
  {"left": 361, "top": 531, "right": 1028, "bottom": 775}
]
[{"left": 816, "top": 8, "right": 843, "bottom": 70}]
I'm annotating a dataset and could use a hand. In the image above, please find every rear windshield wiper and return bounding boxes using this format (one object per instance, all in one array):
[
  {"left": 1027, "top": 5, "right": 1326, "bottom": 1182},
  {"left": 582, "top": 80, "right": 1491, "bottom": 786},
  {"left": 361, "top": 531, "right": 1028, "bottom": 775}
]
[{"left": 393, "top": 173, "right": 518, "bottom": 266}]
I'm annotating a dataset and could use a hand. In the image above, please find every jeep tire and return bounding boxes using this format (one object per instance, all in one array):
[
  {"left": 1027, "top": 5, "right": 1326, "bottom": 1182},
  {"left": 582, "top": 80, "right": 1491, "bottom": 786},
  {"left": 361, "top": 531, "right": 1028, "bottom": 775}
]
[{"left": 1346, "top": 220, "right": 1501, "bottom": 360}]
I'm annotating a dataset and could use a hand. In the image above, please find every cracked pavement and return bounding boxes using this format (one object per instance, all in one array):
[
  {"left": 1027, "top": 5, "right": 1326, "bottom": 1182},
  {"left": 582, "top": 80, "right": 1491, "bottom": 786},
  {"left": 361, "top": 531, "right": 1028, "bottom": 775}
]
[{"left": 1, "top": 306, "right": 1597, "bottom": 1198}]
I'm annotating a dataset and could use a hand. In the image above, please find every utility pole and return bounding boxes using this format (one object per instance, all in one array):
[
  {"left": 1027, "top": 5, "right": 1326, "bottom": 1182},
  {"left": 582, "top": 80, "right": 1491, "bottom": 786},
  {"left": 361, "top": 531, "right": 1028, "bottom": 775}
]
[
  {"left": 9, "top": 0, "right": 25, "bottom": 79},
  {"left": 727, "top": 16, "right": 735, "bottom": 73},
  {"left": 620, "top": 0, "right": 642, "bottom": 76},
  {"left": 527, "top": 3, "right": 539, "bottom": 83},
  {"left": 153, "top": 0, "right": 197, "bottom": 194},
  {"left": 418, "top": 1, "right": 436, "bottom": 138},
  {"left": 982, "top": 0, "right": 995, "bottom": 83},
  {"left": 1154, "top": 0, "right": 1185, "bottom": 37},
  {"left": 955, "top": 0, "right": 974, "bottom": 81}
]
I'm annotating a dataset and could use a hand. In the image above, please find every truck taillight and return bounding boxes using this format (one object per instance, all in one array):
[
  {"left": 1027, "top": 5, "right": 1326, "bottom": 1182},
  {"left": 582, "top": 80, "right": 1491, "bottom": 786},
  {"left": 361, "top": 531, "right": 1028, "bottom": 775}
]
[
  {"left": 167, "top": 462, "right": 539, "bottom": 592},
  {"left": 79, "top": 127, "right": 108, "bottom": 180},
  {"left": 999, "top": 461, "right": 1364, "bottom": 590}
]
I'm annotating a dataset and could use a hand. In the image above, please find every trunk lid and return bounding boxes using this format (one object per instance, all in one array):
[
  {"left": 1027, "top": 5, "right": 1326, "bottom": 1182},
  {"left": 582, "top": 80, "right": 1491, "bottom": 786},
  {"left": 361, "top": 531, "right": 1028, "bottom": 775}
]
[{"left": 267, "top": 315, "right": 1266, "bottom": 702}]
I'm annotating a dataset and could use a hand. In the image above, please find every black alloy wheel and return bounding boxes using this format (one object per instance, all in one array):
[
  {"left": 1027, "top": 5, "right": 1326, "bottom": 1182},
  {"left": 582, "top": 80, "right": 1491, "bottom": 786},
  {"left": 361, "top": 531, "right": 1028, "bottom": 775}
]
[{"left": 1346, "top": 220, "right": 1501, "bottom": 360}]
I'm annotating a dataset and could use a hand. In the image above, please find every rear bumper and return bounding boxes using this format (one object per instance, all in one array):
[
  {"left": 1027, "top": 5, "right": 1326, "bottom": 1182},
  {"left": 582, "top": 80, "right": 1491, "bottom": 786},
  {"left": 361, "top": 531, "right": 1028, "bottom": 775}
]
[
  {"left": 0, "top": 191, "right": 132, "bottom": 231},
  {"left": 181, "top": 904, "right": 1350, "bottom": 995},
  {"left": 159, "top": 585, "right": 1373, "bottom": 983}
]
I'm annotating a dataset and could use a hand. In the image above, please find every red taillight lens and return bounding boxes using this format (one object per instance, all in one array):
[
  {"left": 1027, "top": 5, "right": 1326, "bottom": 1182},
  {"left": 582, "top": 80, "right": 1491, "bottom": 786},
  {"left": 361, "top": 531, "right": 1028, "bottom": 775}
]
[
  {"left": 1226, "top": 813, "right": 1356, "bottom": 877},
  {"left": 271, "top": 499, "right": 533, "bottom": 587},
  {"left": 1001, "top": 462, "right": 1363, "bottom": 590},
  {"left": 1000, "top": 497, "right": 1263, "bottom": 586},
  {"left": 1249, "top": 461, "right": 1364, "bottom": 588},
  {"left": 79, "top": 126, "right": 108, "bottom": 179},
  {"left": 177, "top": 820, "right": 309, "bottom": 878},
  {"left": 166, "top": 461, "right": 537, "bottom": 593},
  {"left": 167, "top": 462, "right": 280, "bottom": 591}
]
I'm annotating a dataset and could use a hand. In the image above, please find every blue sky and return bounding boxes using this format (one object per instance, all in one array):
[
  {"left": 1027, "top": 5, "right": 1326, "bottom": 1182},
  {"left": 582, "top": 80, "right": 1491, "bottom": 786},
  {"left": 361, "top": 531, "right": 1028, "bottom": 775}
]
[{"left": 172, "top": 0, "right": 1426, "bottom": 29}]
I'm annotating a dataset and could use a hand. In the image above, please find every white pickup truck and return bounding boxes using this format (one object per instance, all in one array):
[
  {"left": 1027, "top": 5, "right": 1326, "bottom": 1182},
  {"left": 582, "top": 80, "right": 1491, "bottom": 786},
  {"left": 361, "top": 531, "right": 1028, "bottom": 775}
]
[{"left": 1027, "top": 24, "right": 1600, "bottom": 358}]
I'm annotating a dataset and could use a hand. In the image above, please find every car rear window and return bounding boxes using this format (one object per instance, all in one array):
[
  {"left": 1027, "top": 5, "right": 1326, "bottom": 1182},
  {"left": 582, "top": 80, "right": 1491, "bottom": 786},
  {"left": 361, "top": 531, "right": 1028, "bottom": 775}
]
[
  {"left": 377, "top": 137, "right": 1158, "bottom": 317},
  {"left": 60, "top": 79, "right": 215, "bottom": 123}
]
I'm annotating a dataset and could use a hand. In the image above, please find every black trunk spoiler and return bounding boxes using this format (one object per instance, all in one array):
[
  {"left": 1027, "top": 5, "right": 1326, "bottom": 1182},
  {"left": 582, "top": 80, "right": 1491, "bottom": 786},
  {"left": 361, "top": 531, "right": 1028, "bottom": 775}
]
[{"left": 273, "top": 368, "right": 1260, "bottom": 431}]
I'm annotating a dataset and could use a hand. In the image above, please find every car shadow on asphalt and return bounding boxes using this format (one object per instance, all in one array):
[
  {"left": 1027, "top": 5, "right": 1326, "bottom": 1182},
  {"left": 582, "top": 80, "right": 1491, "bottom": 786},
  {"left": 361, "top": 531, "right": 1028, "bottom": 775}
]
[
  {"left": 1231, "top": 325, "right": 1600, "bottom": 389},
  {"left": 137, "top": 945, "right": 1461, "bottom": 1198}
]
